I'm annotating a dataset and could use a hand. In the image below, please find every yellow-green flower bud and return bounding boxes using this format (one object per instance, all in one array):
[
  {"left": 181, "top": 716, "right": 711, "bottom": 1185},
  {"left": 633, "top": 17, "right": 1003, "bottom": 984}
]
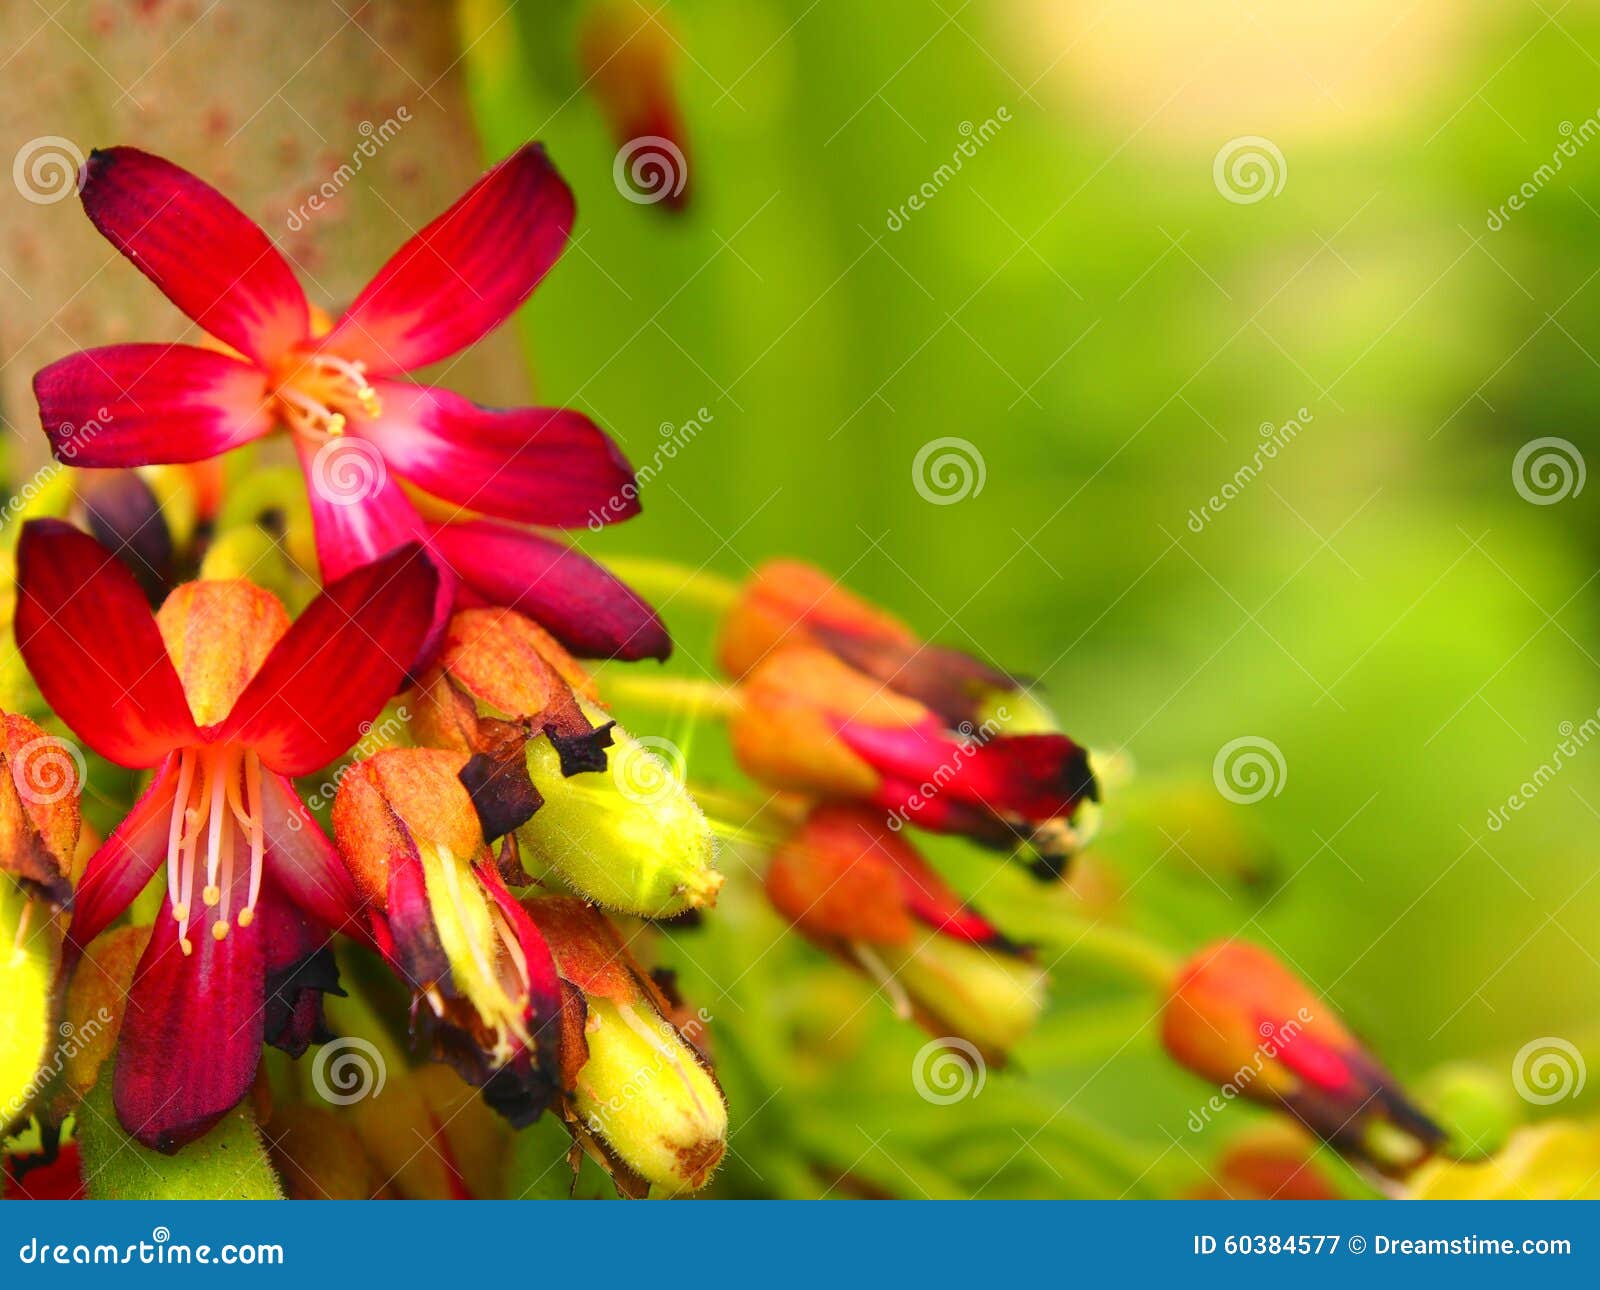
[{"left": 519, "top": 700, "right": 721, "bottom": 918}]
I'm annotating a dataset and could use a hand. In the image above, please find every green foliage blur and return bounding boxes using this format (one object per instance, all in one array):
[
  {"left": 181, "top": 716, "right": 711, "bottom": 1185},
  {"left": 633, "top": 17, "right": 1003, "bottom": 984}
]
[{"left": 461, "top": 1, "right": 1600, "bottom": 1196}]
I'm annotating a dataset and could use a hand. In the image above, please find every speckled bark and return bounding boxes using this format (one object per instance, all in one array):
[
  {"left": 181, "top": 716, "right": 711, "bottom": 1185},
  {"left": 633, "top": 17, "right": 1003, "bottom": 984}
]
[{"left": 0, "top": 0, "right": 526, "bottom": 473}]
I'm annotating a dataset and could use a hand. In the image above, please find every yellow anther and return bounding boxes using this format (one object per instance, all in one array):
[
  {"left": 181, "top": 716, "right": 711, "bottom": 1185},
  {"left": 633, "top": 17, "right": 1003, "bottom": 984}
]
[
  {"left": 180, "top": 937, "right": 194, "bottom": 957},
  {"left": 171, "top": 902, "right": 189, "bottom": 922},
  {"left": 236, "top": 907, "right": 254, "bottom": 928},
  {"left": 202, "top": 883, "right": 220, "bottom": 907},
  {"left": 212, "top": 920, "right": 230, "bottom": 942},
  {"left": 327, "top": 412, "right": 347, "bottom": 436}
]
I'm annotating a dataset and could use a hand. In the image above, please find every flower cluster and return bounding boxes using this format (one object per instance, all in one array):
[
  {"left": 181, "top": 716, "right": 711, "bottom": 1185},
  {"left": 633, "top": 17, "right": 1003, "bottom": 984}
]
[{"left": 0, "top": 140, "right": 1462, "bottom": 1203}]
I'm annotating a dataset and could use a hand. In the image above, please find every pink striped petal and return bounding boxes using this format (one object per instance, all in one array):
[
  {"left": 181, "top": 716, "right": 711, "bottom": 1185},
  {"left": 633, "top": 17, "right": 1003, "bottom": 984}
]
[
  {"left": 321, "top": 145, "right": 574, "bottom": 375},
  {"left": 34, "top": 344, "right": 273, "bottom": 467},
  {"left": 80, "top": 147, "right": 308, "bottom": 365},
  {"left": 354, "top": 380, "right": 637, "bottom": 527}
]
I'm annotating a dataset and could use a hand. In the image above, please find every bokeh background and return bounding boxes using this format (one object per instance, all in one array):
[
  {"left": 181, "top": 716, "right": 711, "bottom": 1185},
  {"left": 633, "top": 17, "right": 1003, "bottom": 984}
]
[
  {"left": 481, "top": 0, "right": 1600, "bottom": 1196},
  {"left": 7, "top": 0, "right": 1600, "bottom": 1197}
]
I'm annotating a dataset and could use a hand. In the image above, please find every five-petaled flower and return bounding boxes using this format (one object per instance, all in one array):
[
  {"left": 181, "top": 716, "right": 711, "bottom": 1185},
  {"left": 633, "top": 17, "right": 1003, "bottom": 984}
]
[
  {"left": 14, "top": 519, "right": 437, "bottom": 1152},
  {"left": 33, "top": 144, "right": 668, "bottom": 665}
]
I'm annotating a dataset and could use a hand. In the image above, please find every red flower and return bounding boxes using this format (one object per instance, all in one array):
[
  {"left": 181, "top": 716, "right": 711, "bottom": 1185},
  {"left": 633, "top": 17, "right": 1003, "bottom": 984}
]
[
  {"left": 32, "top": 145, "right": 668, "bottom": 664},
  {"left": 13, "top": 519, "right": 437, "bottom": 1152}
]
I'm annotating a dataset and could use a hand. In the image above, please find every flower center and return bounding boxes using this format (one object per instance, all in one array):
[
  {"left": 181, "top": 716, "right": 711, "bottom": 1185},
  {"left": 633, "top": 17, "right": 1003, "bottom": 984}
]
[
  {"left": 271, "top": 353, "right": 382, "bottom": 441},
  {"left": 164, "top": 745, "right": 265, "bottom": 955}
]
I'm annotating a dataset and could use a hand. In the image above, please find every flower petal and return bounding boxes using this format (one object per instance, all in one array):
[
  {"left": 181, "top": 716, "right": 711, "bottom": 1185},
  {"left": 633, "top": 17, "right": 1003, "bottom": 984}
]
[
  {"left": 219, "top": 544, "right": 439, "bottom": 774},
  {"left": 431, "top": 520, "right": 670, "bottom": 661},
  {"left": 14, "top": 520, "right": 197, "bottom": 767},
  {"left": 257, "top": 770, "right": 366, "bottom": 937},
  {"left": 68, "top": 756, "right": 180, "bottom": 949},
  {"left": 113, "top": 899, "right": 265, "bottom": 1153},
  {"left": 293, "top": 436, "right": 456, "bottom": 655},
  {"left": 34, "top": 344, "right": 273, "bottom": 467},
  {"left": 356, "top": 380, "right": 638, "bottom": 527},
  {"left": 79, "top": 147, "right": 309, "bottom": 365},
  {"left": 321, "top": 144, "right": 574, "bottom": 374}
]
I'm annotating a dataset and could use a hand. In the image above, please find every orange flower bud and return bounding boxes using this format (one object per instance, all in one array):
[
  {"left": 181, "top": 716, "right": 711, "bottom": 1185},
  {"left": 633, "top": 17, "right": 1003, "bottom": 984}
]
[
  {"left": 767, "top": 805, "right": 1045, "bottom": 1062},
  {"left": 1162, "top": 941, "right": 1443, "bottom": 1173},
  {"left": 0, "top": 711, "right": 83, "bottom": 907}
]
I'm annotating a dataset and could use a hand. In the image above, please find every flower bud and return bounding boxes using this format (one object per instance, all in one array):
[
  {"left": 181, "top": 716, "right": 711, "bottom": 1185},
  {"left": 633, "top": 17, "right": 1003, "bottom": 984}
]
[
  {"left": 719, "top": 560, "right": 1022, "bottom": 728},
  {"left": 767, "top": 805, "right": 1045, "bottom": 1061},
  {"left": 413, "top": 609, "right": 720, "bottom": 918},
  {"left": 1161, "top": 941, "right": 1444, "bottom": 1174},
  {"left": 732, "top": 645, "right": 1097, "bottom": 876},
  {"left": 332, "top": 747, "right": 564, "bottom": 1124},
  {"left": 524, "top": 896, "right": 726, "bottom": 1196},
  {"left": 0, "top": 711, "right": 82, "bottom": 908}
]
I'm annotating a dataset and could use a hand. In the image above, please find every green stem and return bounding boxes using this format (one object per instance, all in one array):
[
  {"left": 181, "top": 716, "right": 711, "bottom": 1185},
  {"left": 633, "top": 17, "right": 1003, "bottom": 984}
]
[
  {"left": 599, "top": 672, "right": 743, "bottom": 720},
  {"left": 601, "top": 556, "right": 739, "bottom": 614},
  {"left": 1048, "top": 918, "right": 1180, "bottom": 994}
]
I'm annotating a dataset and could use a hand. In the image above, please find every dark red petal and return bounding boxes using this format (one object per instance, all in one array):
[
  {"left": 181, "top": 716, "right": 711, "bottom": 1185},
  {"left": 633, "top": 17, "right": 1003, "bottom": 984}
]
[
  {"left": 840, "top": 721, "right": 1097, "bottom": 822},
  {"left": 321, "top": 144, "right": 574, "bottom": 375},
  {"left": 14, "top": 520, "right": 197, "bottom": 766},
  {"left": 356, "top": 380, "right": 638, "bottom": 528},
  {"left": 257, "top": 770, "right": 366, "bottom": 938},
  {"left": 79, "top": 147, "right": 308, "bottom": 365},
  {"left": 219, "top": 545, "right": 438, "bottom": 774},
  {"left": 476, "top": 859, "right": 563, "bottom": 1024},
  {"left": 34, "top": 344, "right": 272, "bottom": 467},
  {"left": 430, "top": 519, "right": 670, "bottom": 661},
  {"left": 113, "top": 895, "right": 265, "bottom": 1153},
  {"left": 68, "top": 756, "right": 180, "bottom": 949},
  {"left": 257, "top": 879, "right": 342, "bottom": 1056}
]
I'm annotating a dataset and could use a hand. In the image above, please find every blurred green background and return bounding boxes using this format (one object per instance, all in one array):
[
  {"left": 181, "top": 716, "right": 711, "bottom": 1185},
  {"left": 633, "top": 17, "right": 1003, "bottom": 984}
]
[{"left": 459, "top": 0, "right": 1600, "bottom": 1196}]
